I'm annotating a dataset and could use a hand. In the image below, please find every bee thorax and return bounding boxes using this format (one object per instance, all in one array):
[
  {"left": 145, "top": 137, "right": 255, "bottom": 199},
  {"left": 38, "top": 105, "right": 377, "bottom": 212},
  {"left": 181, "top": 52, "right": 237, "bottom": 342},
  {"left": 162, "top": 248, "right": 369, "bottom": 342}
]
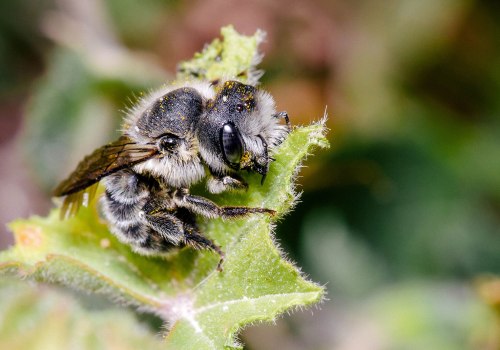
[{"left": 133, "top": 157, "right": 205, "bottom": 188}]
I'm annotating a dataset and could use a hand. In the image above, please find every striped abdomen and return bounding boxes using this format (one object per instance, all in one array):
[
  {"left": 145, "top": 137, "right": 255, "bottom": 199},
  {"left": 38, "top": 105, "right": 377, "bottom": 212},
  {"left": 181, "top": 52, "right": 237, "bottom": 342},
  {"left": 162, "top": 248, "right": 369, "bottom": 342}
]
[{"left": 100, "top": 169, "right": 177, "bottom": 254}]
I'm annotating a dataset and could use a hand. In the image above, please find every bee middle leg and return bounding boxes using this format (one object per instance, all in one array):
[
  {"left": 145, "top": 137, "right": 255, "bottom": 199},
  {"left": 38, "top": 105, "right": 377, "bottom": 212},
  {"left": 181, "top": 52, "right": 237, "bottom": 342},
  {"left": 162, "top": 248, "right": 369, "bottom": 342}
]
[{"left": 176, "top": 193, "right": 276, "bottom": 219}]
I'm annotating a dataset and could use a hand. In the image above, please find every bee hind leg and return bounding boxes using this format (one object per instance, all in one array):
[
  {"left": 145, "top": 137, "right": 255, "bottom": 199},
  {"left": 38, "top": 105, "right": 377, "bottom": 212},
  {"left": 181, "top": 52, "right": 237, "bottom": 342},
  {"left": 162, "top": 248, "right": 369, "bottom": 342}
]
[
  {"left": 183, "top": 224, "right": 225, "bottom": 271},
  {"left": 143, "top": 209, "right": 225, "bottom": 270}
]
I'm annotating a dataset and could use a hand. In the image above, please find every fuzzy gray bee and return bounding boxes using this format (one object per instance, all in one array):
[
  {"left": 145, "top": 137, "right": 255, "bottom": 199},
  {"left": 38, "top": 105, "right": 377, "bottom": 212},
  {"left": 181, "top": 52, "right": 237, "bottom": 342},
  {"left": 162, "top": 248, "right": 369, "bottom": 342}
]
[{"left": 53, "top": 80, "right": 290, "bottom": 268}]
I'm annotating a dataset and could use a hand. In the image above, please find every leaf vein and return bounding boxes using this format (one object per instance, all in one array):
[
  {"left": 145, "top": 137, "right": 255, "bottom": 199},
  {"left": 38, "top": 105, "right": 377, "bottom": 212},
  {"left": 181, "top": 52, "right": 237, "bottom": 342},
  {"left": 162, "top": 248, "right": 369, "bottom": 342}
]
[{"left": 194, "top": 291, "right": 320, "bottom": 315}]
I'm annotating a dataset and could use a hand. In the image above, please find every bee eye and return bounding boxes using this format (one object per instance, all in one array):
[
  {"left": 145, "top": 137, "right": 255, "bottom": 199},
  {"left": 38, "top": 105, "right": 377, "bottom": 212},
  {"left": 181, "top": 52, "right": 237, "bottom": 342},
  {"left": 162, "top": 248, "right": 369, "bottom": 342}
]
[
  {"left": 220, "top": 122, "right": 243, "bottom": 167},
  {"left": 159, "top": 134, "right": 178, "bottom": 152},
  {"left": 236, "top": 104, "right": 244, "bottom": 112}
]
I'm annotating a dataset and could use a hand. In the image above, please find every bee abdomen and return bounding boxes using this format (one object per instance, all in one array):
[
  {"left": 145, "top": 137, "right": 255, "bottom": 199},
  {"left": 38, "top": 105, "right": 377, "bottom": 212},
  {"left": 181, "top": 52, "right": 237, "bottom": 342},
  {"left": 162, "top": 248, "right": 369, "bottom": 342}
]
[
  {"left": 105, "top": 203, "right": 178, "bottom": 254},
  {"left": 101, "top": 171, "right": 149, "bottom": 243},
  {"left": 101, "top": 169, "right": 149, "bottom": 205},
  {"left": 103, "top": 190, "right": 140, "bottom": 220},
  {"left": 101, "top": 170, "right": 180, "bottom": 255}
]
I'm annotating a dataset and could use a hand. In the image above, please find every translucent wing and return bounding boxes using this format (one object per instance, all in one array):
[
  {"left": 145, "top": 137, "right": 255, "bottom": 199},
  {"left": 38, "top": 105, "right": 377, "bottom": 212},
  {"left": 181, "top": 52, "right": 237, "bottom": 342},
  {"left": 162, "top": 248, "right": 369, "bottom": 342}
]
[{"left": 53, "top": 136, "right": 158, "bottom": 219}]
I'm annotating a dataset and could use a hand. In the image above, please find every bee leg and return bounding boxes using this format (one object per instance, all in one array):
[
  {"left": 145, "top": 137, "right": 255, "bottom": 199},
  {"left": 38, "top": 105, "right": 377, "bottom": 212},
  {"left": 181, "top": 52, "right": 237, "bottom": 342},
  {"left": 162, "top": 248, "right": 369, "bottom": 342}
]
[
  {"left": 273, "top": 111, "right": 290, "bottom": 128},
  {"left": 183, "top": 224, "right": 225, "bottom": 271},
  {"left": 206, "top": 174, "right": 248, "bottom": 194},
  {"left": 143, "top": 209, "right": 224, "bottom": 270},
  {"left": 176, "top": 193, "right": 276, "bottom": 219},
  {"left": 141, "top": 210, "right": 185, "bottom": 248}
]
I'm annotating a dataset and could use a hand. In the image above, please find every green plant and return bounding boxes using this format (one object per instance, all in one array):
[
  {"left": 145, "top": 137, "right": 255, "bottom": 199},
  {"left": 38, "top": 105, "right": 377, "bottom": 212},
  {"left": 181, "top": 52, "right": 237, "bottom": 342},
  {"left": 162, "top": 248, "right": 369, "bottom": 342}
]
[{"left": 0, "top": 26, "right": 327, "bottom": 349}]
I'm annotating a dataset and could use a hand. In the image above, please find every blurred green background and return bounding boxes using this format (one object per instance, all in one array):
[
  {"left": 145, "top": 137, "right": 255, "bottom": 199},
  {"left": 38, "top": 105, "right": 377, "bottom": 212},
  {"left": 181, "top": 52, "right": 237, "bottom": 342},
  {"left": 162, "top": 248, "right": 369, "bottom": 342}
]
[{"left": 1, "top": 0, "right": 500, "bottom": 348}]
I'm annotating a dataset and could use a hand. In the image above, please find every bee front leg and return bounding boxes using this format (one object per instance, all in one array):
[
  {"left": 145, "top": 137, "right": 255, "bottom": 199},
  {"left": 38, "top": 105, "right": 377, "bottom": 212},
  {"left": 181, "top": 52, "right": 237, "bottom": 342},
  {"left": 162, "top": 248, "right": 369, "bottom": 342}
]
[
  {"left": 274, "top": 111, "right": 290, "bottom": 128},
  {"left": 206, "top": 173, "right": 248, "bottom": 194},
  {"left": 176, "top": 193, "right": 275, "bottom": 219}
]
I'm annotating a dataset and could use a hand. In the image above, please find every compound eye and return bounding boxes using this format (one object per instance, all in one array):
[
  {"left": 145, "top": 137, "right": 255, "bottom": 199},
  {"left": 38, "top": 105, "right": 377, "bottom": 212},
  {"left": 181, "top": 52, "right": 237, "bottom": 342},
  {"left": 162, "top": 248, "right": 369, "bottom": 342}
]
[
  {"left": 220, "top": 122, "right": 243, "bottom": 167},
  {"left": 158, "top": 134, "right": 179, "bottom": 152},
  {"left": 235, "top": 104, "right": 244, "bottom": 113}
]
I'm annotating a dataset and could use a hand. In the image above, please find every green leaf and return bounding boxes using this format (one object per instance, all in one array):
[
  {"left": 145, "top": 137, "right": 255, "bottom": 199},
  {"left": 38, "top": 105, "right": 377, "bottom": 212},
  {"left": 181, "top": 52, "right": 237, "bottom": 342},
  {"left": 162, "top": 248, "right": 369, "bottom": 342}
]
[
  {"left": 0, "top": 277, "right": 164, "bottom": 349},
  {"left": 176, "top": 25, "right": 265, "bottom": 84},
  {"left": 5, "top": 27, "right": 329, "bottom": 349},
  {"left": 1, "top": 123, "right": 327, "bottom": 349}
]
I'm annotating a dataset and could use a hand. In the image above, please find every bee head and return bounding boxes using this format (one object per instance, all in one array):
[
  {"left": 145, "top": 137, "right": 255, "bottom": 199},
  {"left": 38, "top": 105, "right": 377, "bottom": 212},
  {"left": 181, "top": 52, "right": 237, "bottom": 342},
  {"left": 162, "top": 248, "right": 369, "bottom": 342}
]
[{"left": 197, "top": 80, "right": 289, "bottom": 181}]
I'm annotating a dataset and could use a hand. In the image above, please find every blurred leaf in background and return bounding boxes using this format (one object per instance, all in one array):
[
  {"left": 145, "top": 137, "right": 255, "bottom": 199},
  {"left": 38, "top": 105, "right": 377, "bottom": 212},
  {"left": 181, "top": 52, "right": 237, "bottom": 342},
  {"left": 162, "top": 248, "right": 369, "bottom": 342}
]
[
  {"left": 269, "top": 0, "right": 500, "bottom": 275},
  {"left": 0, "top": 1, "right": 49, "bottom": 97},
  {"left": 244, "top": 282, "right": 498, "bottom": 350},
  {"left": 24, "top": 0, "right": 170, "bottom": 191},
  {"left": 0, "top": 277, "right": 164, "bottom": 349}
]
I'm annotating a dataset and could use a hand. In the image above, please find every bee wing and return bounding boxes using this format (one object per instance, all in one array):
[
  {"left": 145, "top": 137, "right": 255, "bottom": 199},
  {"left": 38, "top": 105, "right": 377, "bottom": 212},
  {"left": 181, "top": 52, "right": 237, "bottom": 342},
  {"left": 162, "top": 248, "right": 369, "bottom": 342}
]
[{"left": 53, "top": 136, "right": 158, "bottom": 219}]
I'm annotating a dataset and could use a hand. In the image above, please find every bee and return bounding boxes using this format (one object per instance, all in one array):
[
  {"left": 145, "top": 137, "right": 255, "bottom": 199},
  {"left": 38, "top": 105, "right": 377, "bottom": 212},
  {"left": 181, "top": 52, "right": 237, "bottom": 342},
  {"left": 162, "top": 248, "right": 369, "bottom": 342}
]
[{"left": 53, "top": 80, "right": 290, "bottom": 269}]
